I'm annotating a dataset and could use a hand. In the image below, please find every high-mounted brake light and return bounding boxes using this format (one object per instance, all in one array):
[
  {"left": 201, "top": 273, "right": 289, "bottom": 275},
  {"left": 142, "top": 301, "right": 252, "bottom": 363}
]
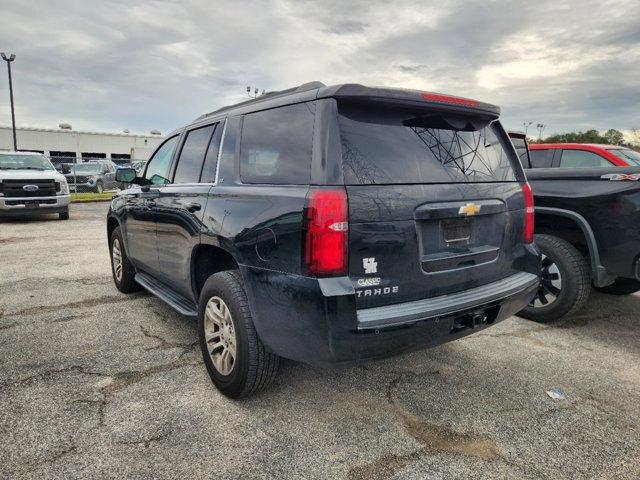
[
  {"left": 421, "top": 92, "right": 479, "bottom": 108},
  {"left": 305, "top": 189, "right": 348, "bottom": 276},
  {"left": 522, "top": 182, "right": 535, "bottom": 243}
]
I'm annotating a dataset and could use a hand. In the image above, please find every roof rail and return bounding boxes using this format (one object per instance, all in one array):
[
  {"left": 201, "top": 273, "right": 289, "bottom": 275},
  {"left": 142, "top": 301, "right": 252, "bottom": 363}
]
[{"left": 194, "top": 81, "right": 325, "bottom": 121}]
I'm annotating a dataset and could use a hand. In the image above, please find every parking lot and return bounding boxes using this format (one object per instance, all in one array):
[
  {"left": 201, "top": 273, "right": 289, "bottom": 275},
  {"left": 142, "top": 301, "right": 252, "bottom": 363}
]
[{"left": 0, "top": 202, "right": 638, "bottom": 479}]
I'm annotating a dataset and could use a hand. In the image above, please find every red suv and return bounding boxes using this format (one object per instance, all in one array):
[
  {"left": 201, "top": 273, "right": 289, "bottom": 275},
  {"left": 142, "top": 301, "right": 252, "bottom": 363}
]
[{"left": 529, "top": 143, "right": 640, "bottom": 168}]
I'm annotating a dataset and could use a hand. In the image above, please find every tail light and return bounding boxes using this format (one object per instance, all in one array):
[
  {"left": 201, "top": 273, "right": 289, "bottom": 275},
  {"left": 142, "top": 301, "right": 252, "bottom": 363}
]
[
  {"left": 522, "top": 182, "right": 534, "bottom": 243},
  {"left": 304, "top": 188, "right": 348, "bottom": 276}
]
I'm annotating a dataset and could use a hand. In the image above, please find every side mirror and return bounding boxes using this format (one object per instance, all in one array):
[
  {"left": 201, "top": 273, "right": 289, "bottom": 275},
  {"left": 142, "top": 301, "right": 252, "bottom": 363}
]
[{"left": 116, "top": 167, "right": 137, "bottom": 183}]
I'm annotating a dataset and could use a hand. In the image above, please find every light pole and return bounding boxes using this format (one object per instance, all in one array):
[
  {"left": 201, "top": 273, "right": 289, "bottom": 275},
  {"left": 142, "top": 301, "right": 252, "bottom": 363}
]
[{"left": 1, "top": 52, "right": 17, "bottom": 151}]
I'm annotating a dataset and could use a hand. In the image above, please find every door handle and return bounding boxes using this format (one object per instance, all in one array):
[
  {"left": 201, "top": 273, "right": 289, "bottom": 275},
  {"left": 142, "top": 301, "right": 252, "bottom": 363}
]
[{"left": 185, "top": 202, "right": 201, "bottom": 213}]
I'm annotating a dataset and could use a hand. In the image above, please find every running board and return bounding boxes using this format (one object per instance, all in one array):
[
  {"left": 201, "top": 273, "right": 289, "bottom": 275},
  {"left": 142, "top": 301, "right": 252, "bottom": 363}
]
[{"left": 135, "top": 272, "right": 198, "bottom": 318}]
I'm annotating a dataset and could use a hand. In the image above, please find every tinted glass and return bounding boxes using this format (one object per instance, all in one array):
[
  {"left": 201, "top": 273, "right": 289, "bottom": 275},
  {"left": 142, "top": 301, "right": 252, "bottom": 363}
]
[
  {"left": 510, "top": 137, "right": 530, "bottom": 168},
  {"left": 338, "top": 103, "right": 517, "bottom": 184},
  {"left": 559, "top": 150, "right": 612, "bottom": 168},
  {"left": 200, "top": 121, "right": 225, "bottom": 183},
  {"left": 240, "top": 103, "right": 315, "bottom": 184},
  {"left": 609, "top": 148, "right": 640, "bottom": 166},
  {"left": 145, "top": 136, "right": 179, "bottom": 185},
  {"left": 174, "top": 125, "right": 215, "bottom": 183},
  {"left": 529, "top": 149, "right": 554, "bottom": 168}
]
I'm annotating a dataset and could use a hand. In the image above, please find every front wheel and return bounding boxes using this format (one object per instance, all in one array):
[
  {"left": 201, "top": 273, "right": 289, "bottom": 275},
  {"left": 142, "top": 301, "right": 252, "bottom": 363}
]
[
  {"left": 95, "top": 181, "right": 104, "bottom": 193},
  {"left": 109, "top": 227, "right": 139, "bottom": 293},
  {"left": 58, "top": 208, "right": 69, "bottom": 220},
  {"left": 518, "top": 234, "right": 591, "bottom": 323},
  {"left": 594, "top": 278, "right": 640, "bottom": 295},
  {"left": 198, "top": 271, "right": 279, "bottom": 399}
]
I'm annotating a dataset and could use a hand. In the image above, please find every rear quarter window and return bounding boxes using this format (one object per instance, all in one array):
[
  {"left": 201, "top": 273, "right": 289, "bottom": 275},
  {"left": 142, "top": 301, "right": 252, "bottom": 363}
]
[
  {"left": 529, "top": 149, "right": 554, "bottom": 168},
  {"left": 337, "top": 103, "right": 517, "bottom": 184},
  {"left": 240, "top": 102, "right": 315, "bottom": 184}
]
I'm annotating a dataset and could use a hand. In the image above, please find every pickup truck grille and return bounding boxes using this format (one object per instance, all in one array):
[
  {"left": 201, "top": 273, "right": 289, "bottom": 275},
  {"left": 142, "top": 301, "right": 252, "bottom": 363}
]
[
  {"left": 1, "top": 179, "right": 57, "bottom": 197},
  {"left": 65, "top": 175, "right": 89, "bottom": 183}
]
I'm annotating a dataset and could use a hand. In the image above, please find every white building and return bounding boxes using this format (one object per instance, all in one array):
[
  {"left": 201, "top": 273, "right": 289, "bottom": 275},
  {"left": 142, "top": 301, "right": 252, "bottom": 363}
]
[{"left": 0, "top": 125, "right": 165, "bottom": 163}]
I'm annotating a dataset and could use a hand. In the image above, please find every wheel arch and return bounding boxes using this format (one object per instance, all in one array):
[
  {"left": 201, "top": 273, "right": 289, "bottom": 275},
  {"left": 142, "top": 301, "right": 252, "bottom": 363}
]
[
  {"left": 191, "top": 244, "right": 240, "bottom": 299},
  {"left": 534, "top": 207, "right": 613, "bottom": 287}
]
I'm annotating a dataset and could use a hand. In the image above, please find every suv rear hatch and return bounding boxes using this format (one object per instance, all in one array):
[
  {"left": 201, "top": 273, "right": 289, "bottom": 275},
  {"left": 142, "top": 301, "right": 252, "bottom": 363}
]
[{"left": 336, "top": 98, "right": 529, "bottom": 310}]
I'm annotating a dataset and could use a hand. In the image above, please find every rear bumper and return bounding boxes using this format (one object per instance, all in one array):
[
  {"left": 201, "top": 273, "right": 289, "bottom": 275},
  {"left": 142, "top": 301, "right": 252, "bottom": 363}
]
[
  {"left": 241, "top": 267, "right": 539, "bottom": 367},
  {"left": 0, "top": 195, "right": 70, "bottom": 216}
]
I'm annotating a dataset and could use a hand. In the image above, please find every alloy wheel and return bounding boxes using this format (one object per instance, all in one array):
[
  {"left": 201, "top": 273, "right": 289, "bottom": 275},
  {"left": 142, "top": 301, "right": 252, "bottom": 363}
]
[
  {"left": 530, "top": 254, "right": 562, "bottom": 308},
  {"left": 204, "top": 296, "right": 237, "bottom": 376},
  {"left": 112, "top": 238, "right": 123, "bottom": 282}
]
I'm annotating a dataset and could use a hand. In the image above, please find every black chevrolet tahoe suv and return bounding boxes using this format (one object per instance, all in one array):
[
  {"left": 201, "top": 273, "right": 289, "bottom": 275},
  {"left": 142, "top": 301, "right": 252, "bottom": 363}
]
[{"left": 108, "top": 82, "right": 540, "bottom": 398}]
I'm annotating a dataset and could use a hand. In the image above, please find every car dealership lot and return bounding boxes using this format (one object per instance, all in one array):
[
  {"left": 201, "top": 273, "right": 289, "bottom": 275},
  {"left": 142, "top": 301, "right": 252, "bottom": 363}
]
[{"left": 1, "top": 203, "right": 639, "bottom": 479}]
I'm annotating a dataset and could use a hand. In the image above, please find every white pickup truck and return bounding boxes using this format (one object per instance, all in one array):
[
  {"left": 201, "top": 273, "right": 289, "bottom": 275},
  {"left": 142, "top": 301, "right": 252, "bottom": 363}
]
[{"left": 0, "top": 151, "right": 71, "bottom": 220}]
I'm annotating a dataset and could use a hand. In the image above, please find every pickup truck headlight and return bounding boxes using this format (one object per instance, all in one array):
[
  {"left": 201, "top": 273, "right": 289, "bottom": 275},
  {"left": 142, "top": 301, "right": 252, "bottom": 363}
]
[{"left": 58, "top": 179, "right": 69, "bottom": 195}]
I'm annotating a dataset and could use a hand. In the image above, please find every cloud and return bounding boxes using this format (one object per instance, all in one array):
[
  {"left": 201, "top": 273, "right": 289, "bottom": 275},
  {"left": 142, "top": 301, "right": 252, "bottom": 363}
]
[{"left": 0, "top": 0, "right": 638, "bottom": 135}]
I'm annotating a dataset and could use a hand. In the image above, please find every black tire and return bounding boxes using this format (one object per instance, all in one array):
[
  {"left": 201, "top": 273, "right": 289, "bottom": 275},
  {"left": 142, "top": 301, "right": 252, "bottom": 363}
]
[
  {"left": 109, "top": 226, "right": 140, "bottom": 293},
  {"left": 518, "top": 234, "right": 591, "bottom": 323},
  {"left": 58, "top": 208, "right": 69, "bottom": 220},
  {"left": 96, "top": 181, "right": 104, "bottom": 194},
  {"left": 594, "top": 278, "right": 640, "bottom": 295},
  {"left": 198, "top": 271, "right": 279, "bottom": 399}
]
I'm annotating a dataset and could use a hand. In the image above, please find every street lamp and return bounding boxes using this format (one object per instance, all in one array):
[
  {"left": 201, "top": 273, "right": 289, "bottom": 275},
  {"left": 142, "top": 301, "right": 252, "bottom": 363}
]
[{"left": 1, "top": 52, "right": 17, "bottom": 151}]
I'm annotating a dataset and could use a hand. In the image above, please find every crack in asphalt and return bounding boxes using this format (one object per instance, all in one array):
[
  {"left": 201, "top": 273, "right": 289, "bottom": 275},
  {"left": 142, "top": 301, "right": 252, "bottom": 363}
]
[
  {"left": 115, "top": 431, "right": 170, "bottom": 448},
  {"left": 348, "top": 374, "right": 504, "bottom": 480},
  {"left": 7, "top": 293, "right": 145, "bottom": 316},
  {"left": 139, "top": 324, "right": 198, "bottom": 354}
]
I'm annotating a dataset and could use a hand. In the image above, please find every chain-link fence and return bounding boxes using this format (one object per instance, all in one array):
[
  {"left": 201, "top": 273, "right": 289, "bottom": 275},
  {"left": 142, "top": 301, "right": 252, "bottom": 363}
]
[{"left": 48, "top": 156, "right": 147, "bottom": 193}]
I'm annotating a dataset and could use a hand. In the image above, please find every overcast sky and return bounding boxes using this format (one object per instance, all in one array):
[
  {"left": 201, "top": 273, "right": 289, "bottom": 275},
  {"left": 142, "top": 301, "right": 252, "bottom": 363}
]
[{"left": 0, "top": 0, "right": 638, "bottom": 137}]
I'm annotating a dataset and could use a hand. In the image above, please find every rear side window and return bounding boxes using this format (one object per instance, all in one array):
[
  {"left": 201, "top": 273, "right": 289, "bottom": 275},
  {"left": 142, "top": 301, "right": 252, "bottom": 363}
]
[
  {"left": 529, "top": 149, "right": 554, "bottom": 168},
  {"left": 199, "top": 121, "right": 225, "bottom": 183},
  {"left": 338, "top": 103, "right": 517, "bottom": 184},
  {"left": 240, "top": 103, "right": 315, "bottom": 184},
  {"left": 174, "top": 124, "right": 215, "bottom": 183},
  {"left": 559, "top": 150, "right": 612, "bottom": 168}
]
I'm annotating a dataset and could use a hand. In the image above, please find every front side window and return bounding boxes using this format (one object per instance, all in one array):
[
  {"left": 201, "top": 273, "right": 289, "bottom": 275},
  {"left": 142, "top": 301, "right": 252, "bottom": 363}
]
[
  {"left": 240, "top": 102, "right": 315, "bottom": 184},
  {"left": 608, "top": 148, "right": 640, "bottom": 166},
  {"left": 0, "top": 154, "right": 54, "bottom": 171},
  {"left": 338, "top": 102, "right": 517, "bottom": 184},
  {"left": 559, "top": 150, "right": 612, "bottom": 168},
  {"left": 174, "top": 125, "right": 215, "bottom": 184},
  {"left": 144, "top": 135, "right": 179, "bottom": 185}
]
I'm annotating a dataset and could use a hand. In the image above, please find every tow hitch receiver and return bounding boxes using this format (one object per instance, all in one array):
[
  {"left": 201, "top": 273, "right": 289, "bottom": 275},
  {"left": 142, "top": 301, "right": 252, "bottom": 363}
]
[{"left": 451, "top": 310, "right": 490, "bottom": 333}]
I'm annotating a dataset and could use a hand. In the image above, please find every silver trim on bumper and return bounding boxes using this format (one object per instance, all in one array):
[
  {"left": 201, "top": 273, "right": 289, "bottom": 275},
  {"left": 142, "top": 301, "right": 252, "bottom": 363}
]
[{"left": 356, "top": 271, "right": 539, "bottom": 330}]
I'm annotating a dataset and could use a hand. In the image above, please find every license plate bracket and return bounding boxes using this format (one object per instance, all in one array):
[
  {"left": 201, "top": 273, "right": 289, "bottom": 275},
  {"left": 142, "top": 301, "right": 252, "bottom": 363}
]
[
  {"left": 441, "top": 218, "right": 471, "bottom": 245},
  {"left": 24, "top": 200, "right": 40, "bottom": 207}
]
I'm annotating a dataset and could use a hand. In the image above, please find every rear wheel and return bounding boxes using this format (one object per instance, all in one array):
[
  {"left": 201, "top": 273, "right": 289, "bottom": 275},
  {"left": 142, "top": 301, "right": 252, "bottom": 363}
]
[
  {"left": 198, "top": 271, "right": 279, "bottom": 399},
  {"left": 109, "top": 227, "right": 139, "bottom": 293},
  {"left": 518, "top": 234, "right": 590, "bottom": 323},
  {"left": 594, "top": 278, "right": 640, "bottom": 295}
]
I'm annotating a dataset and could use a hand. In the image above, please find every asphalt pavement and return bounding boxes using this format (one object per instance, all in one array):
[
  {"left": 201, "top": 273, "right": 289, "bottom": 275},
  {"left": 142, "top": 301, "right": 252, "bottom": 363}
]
[{"left": 1, "top": 202, "right": 639, "bottom": 479}]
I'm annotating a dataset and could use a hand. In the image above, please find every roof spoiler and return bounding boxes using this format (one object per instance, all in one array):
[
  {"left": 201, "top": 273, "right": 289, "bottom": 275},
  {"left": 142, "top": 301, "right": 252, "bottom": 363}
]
[{"left": 317, "top": 84, "right": 500, "bottom": 119}]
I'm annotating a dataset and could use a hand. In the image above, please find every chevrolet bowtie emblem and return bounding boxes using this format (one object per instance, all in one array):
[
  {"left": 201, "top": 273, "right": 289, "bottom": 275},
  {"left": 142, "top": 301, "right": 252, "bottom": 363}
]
[{"left": 459, "top": 203, "right": 481, "bottom": 216}]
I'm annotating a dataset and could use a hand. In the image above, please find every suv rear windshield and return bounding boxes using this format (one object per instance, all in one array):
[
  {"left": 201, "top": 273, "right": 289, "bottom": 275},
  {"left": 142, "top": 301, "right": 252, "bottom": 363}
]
[{"left": 338, "top": 103, "right": 517, "bottom": 184}]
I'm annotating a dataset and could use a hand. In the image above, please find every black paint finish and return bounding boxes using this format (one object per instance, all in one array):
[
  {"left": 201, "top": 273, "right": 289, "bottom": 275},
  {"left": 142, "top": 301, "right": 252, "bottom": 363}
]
[{"left": 108, "top": 83, "right": 540, "bottom": 366}]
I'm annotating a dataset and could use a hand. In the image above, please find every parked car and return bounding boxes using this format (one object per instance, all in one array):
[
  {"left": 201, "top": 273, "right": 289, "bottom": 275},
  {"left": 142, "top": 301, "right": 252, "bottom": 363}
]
[
  {"left": 65, "top": 161, "right": 120, "bottom": 193},
  {"left": 528, "top": 143, "right": 640, "bottom": 168},
  {"left": 0, "top": 151, "right": 70, "bottom": 220},
  {"left": 107, "top": 82, "right": 540, "bottom": 398},
  {"left": 510, "top": 132, "right": 640, "bottom": 322}
]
